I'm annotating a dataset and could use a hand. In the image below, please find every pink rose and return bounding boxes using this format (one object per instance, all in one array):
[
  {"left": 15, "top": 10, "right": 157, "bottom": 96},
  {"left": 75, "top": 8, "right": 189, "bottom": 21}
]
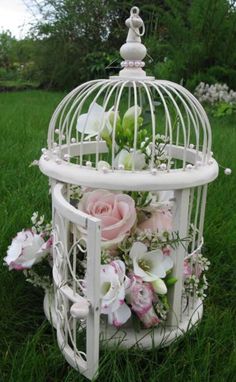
[
  {"left": 78, "top": 190, "right": 136, "bottom": 241},
  {"left": 126, "top": 276, "right": 160, "bottom": 328},
  {"left": 138, "top": 208, "right": 172, "bottom": 233}
]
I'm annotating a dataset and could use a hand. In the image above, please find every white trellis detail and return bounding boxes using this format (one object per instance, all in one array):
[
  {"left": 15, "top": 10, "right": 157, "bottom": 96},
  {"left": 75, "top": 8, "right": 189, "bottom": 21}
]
[{"left": 51, "top": 182, "right": 101, "bottom": 380}]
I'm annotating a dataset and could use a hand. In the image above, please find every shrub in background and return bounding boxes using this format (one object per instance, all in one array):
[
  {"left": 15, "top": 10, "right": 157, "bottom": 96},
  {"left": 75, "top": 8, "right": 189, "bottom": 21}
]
[{"left": 194, "top": 82, "right": 236, "bottom": 117}]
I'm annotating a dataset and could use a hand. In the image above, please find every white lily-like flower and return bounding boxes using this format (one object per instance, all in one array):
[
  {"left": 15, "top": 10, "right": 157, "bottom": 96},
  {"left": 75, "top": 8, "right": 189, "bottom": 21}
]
[
  {"left": 130, "top": 242, "right": 173, "bottom": 282},
  {"left": 77, "top": 102, "right": 114, "bottom": 138},
  {"left": 100, "top": 260, "right": 131, "bottom": 327},
  {"left": 114, "top": 149, "right": 146, "bottom": 170}
]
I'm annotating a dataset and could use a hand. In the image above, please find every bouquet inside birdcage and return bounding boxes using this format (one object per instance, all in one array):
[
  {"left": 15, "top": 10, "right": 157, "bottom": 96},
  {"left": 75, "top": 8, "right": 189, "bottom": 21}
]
[{"left": 4, "top": 104, "right": 210, "bottom": 330}]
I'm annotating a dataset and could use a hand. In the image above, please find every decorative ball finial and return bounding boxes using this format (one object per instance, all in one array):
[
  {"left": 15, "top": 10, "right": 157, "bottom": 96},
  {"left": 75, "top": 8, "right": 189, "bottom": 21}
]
[{"left": 119, "top": 6, "right": 147, "bottom": 78}]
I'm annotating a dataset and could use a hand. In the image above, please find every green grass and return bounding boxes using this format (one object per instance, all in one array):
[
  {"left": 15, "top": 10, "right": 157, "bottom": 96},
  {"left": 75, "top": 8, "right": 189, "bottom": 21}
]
[{"left": 0, "top": 90, "right": 236, "bottom": 382}]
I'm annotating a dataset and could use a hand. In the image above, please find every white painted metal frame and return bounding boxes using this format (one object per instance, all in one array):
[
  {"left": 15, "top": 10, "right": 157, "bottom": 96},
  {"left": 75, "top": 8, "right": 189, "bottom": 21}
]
[
  {"left": 40, "top": 142, "right": 218, "bottom": 191},
  {"left": 52, "top": 182, "right": 101, "bottom": 380},
  {"left": 168, "top": 188, "right": 190, "bottom": 326}
]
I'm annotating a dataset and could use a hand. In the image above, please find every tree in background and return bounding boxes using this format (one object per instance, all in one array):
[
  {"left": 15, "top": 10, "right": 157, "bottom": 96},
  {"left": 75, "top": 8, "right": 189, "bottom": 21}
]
[
  {"left": 150, "top": 0, "right": 236, "bottom": 89},
  {"left": 25, "top": 0, "right": 118, "bottom": 88},
  {"left": 0, "top": 31, "right": 17, "bottom": 70}
]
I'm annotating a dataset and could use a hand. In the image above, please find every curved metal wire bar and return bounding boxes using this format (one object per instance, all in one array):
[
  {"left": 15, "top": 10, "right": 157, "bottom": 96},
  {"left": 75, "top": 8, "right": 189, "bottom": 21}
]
[
  {"left": 95, "top": 80, "right": 125, "bottom": 168},
  {"left": 132, "top": 81, "right": 138, "bottom": 171},
  {"left": 139, "top": 81, "right": 156, "bottom": 169},
  {"left": 147, "top": 81, "right": 174, "bottom": 170},
  {"left": 77, "top": 80, "right": 121, "bottom": 165},
  {"left": 163, "top": 81, "right": 211, "bottom": 158},
  {"left": 153, "top": 82, "right": 188, "bottom": 168},
  {"left": 48, "top": 80, "right": 100, "bottom": 148},
  {"left": 157, "top": 82, "right": 200, "bottom": 161},
  {"left": 111, "top": 80, "right": 130, "bottom": 170}
]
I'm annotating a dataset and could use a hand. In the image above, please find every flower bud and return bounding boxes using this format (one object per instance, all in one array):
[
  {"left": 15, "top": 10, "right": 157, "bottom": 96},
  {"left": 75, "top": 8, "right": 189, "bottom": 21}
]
[{"left": 152, "top": 279, "right": 167, "bottom": 295}]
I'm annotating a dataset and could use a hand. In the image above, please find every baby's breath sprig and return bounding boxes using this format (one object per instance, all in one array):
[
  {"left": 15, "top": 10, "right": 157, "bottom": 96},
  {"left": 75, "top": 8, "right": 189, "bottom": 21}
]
[
  {"left": 184, "top": 253, "right": 210, "bottom": 300},
  {"left": 142, "top": 134, "right": 170, "bottom": 169},
  {"left": 31, "top": 211, "right": 52, "bottom": 237}
]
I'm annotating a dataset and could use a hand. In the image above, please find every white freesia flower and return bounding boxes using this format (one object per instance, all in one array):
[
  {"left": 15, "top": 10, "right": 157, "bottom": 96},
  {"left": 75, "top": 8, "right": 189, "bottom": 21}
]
[
  {"left": 100, "top": 260, "right": 131, "bottom": 327},
  {"left": 114, "top": 149, "right": 146, "bottom": 170},
  {"left": 4, "top": 230, "right": 48, "bottom": 270},
  {"left": 77, "top": 102, "right": 114, "bottom": 138},
  {"left": 130, "top": 242, "right": 173, "bottom": 282}
]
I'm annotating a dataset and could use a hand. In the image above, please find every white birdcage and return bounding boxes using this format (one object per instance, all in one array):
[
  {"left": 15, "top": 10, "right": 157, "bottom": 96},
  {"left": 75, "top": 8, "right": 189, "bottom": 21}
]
[{"left": 39, "top": 6, "right": 218, "bottom": 380}]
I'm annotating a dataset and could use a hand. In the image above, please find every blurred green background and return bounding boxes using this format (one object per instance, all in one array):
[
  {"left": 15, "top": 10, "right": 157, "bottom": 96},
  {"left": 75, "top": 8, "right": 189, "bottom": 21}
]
[{"left": 1, "top": 0, "right": 236, "bottom": 91}]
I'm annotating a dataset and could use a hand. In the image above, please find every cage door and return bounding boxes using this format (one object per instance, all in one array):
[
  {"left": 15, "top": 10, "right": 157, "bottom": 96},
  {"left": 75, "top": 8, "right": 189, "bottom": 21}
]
[{"left": 52, "top": 182, "right": 101, "bottom": 380}]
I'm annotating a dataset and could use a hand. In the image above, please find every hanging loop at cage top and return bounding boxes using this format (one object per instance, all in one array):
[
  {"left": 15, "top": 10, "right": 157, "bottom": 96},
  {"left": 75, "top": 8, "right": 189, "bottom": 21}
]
[{"left": 129, "top": 6, "right": 145, "bottom": 37}]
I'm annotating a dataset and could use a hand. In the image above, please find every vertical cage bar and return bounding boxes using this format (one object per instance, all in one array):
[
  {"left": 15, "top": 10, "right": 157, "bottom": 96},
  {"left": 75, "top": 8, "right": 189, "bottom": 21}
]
[
  {"left": 191, "top": 186, "right": 202, "bottom": 252},
  {"left": 84, "top": 218, "right": 101, "bottom": 380},
  {"left": 197, "top": 184, "right": 208, "bottom": 246},
  {"left": 168, "top": 188, "right": 190, "bottom": 326}
]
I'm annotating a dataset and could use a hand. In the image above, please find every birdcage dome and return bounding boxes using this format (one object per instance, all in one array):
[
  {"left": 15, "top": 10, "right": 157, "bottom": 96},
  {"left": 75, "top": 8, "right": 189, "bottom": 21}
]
[{"left": 39, "top": 10, "right": 218, "bottom": 191}]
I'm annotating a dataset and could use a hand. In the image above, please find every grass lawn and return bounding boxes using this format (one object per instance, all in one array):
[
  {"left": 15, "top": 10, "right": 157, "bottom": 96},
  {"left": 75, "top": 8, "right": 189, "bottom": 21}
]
[{"left": 0, "top": 90, "right": 236, "bottom": 382}]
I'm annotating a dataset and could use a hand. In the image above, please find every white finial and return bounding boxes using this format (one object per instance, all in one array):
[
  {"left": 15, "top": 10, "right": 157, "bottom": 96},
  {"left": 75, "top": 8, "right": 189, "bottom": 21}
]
[{"left": 119, "top": 6, "right": 147, "bottom": 78}]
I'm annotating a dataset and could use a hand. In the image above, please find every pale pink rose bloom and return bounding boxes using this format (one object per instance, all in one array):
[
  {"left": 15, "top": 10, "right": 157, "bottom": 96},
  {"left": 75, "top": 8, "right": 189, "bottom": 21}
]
[
  {"left": 126, "top": 276, "right": 160, "bottom": 328},
  {"left": 78, "top": 190, "right": 136, "bottom": 241},
  {"left": 138, "top": 208, "right": 172, "bottom": 233},
  {"left": 4, "top": 230, "right": 49, "bottom": 270}
]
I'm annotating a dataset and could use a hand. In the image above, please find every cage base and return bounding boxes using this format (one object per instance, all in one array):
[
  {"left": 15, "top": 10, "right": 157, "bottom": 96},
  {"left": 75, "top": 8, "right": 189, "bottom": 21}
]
[
  {"left": 100, "top": 299, "right": 203, "bottom": 349},
  {"left": 44, "top": 293, "right": 203, "bottom": 350}
]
